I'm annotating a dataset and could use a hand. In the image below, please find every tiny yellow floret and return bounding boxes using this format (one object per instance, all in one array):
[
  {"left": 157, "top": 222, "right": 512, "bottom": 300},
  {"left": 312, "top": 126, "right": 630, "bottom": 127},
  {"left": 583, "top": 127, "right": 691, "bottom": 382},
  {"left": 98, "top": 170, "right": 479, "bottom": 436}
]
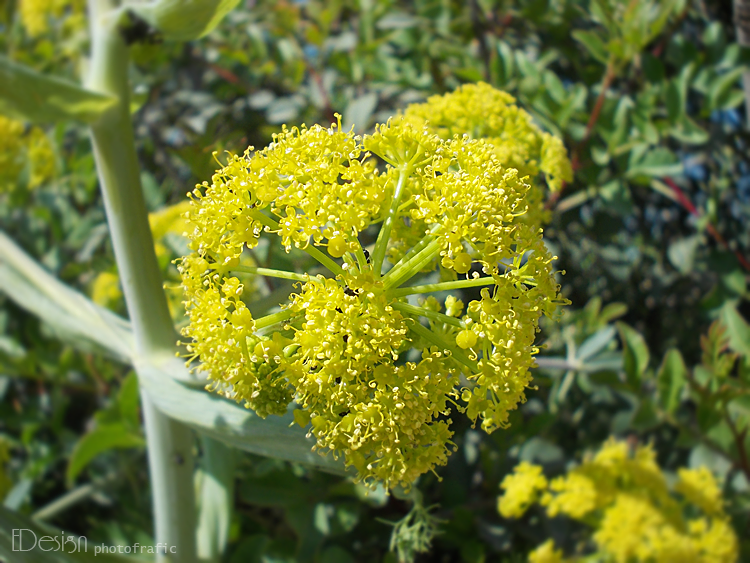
[{"left": 456, "top": 329, "right": 477, "bottom": 350}]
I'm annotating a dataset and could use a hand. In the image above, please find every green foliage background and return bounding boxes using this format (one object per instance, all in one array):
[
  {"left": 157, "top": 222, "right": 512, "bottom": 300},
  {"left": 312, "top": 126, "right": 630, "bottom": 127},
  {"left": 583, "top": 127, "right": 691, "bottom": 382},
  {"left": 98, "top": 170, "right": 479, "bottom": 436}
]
[{"left": 0, "top": 0, "right": 749, "bottom": 561}]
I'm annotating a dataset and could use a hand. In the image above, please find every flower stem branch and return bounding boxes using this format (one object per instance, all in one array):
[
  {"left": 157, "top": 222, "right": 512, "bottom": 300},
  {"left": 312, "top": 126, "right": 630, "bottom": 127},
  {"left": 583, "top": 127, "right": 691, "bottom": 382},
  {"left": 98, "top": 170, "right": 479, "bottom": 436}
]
[
  {"left": 389, "top": 276, "right": 496, "bottom": 298},
  {"left": 249, "top": 211, "right": 344, "bottom": 275},
  {"left": 254, "top": 308, "right": 295, "bottom": 330},
  {"left": 221, "top": 265, "right": 316, "bottom": 284},
  {"left": 405, "top": 319, "right": 475, "bottom": 372},
  {"left": 383, "top": 238, "right": 443, "bottom": 290},
  {"left": 372, "top": 164, "right": 413, "bottom": 275},
  {"left": 391, "top": 301, "right": 465, "bottom": 329}
]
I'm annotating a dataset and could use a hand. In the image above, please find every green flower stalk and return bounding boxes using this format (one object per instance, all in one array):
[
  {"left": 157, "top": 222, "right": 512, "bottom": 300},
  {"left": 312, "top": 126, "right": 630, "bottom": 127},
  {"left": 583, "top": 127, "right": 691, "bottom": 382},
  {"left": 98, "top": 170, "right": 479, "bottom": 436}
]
[{"left": 178, "top": 87, "right": 568, "bottom": 489}]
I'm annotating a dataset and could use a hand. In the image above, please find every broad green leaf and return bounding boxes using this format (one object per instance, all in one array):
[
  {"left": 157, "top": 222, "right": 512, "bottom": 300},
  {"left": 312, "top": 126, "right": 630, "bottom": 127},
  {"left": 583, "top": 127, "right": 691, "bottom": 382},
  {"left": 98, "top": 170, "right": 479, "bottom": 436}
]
[
  {"left": 572, "top": 30, "right": 610, "bottom": 65},
  {"left": 0, "top": 232, "right": 347, "bottom": 473},
  {"left": 656, "top": 349, "right": 686, "bottom": 415},
  {"left": 239, "top": 468, "right": 316, "bottom": 507},
  {"left": 617, "top": 322, "right": 649, "bottom": 388},
  {"left": 130, "top": 0, "right": 241, "bottom": 41},
  {"left": 136, "top": 355, "right": 347, "bottom": 475},
  {"left": 67, "top": 423, "right": 145, "bottom": 483},
  {"left": 0, "top": 502, "right": 142, "bottom": 562},
  {"left": 0, "top": 56, "right": 116, "bottom": 124},
  {"left": 0, "top": 231, "right": 134, "bottom": 363},
  {"left": 600, "top": 302, "right": 628, "bottom": 324},
  {"left": 642, "top": 53, "right": 664, "bottom": 82}
]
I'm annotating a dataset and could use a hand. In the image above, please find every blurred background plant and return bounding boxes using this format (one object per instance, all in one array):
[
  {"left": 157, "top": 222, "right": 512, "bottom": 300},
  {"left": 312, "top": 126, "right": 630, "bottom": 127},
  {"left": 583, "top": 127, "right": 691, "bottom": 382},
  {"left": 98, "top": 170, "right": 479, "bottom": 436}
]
[{"left": 0, "top": 0, "right": 749, "bottom": 562}]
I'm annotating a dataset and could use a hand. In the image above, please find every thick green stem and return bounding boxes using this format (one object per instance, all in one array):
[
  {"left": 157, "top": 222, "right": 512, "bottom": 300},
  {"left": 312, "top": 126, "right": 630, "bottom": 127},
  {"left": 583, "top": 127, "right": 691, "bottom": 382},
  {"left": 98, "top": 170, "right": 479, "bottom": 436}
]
[{"left": 87, "top": 2, "right": 197, "bottom": 561}]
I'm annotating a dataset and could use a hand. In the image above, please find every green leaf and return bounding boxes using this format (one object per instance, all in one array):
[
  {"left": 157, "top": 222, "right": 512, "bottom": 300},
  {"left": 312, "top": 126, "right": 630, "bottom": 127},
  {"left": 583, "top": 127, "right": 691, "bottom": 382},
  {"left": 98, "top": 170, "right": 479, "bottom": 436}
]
[
  {"left": 669, "top": 115, "right": 709, "bottom": 145},
  {"left": 136, "top": 355, "right": 347, "bottom": 475},
  {"left": 626, "top": 148, "right": 683, "bottom": 180},
  {"left": 600, "top": 302, "right": 628, "bottom": 324},
  {"left": 67, "top": 423, "right": 145, "bottom": 484},
  {"left": 0, "top": 231, "right": 134, "bottom": 363},
  {"left": 720, "top": 305, "right": 750, "bottom": 359},
  {"left": 577, "top": 326, "right": 616, "bottom": 361},
  {"left": 572, "top": 30, "right": 610, "bottom": 64},
  {"left": 667, "top": 235, "right": 701, "bottom": 275},
  {"left": 715, "top": 88, "right": 747, "bottom": 111},
  {"left": 0, "top": 231, "right": 346, "bottom": 474},
  {"left": 665, "top": 80, "right": 682, "bottom": 123},
  {"left": 496, "top": 41, "right": 515, "bottom": 84},
  {"left": 656, "top": 349, "right": 686, "bottom": 415},
  {"left": 617, "top": 322, "right": 650, "bottom": 388},
  {"left": 131, "top": 0, "right": 241, "bottom": 41},
  {"left": 708, "top": 66, "right": 747, "bottom": 111},
  {"left": 0, "top": 56, "right": 117, "bottom": 124},
  {"left": 631, "top": 398, "right": 659, "bottom": 431},
  {"left": 0, "top": 504, "right": 140, "bottom": 562}
]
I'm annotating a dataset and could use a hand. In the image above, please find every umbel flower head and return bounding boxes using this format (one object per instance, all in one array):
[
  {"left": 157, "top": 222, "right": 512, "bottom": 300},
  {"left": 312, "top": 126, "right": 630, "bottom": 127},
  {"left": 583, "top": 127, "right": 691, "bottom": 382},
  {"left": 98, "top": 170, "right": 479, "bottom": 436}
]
[
  {"left": 402, "top": 82, "right": 572, "bottom": 227},
  {"left": 178, "top": 88, "right": 568, "bottom": 489}
]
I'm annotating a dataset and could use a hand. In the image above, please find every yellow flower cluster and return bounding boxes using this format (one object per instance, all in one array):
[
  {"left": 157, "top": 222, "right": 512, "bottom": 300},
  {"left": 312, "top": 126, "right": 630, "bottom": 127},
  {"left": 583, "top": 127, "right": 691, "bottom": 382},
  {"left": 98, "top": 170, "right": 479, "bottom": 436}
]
[
  {"left": 529, "top": 540, "right": 566, "bottom": 563},
  {"left": 179, "top": 88, "right": 566, "bottom": 489},
  {"left": 402, "top": 82, "right": 572, "bottom": 226},
  {"left": 499, "top": 438, "right": 739, "bottom": 563},
  {"left": 498, "top": 461, "right": 547, "bottom": 518},
  {"left": 0, "top": 116, "right": 56, "bottom": 191},
  {"left": 19, "top": 0, "right": 85, "bottom": 38}
]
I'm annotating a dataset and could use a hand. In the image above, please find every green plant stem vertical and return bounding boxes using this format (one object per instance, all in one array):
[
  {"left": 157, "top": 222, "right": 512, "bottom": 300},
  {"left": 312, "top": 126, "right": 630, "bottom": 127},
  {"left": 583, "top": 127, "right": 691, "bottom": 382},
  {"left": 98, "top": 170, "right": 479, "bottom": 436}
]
[
  {"left": 86, "top": 1, "right": 197, "bottom": 561},
  {"left": 196, "top": 436, "right": 235, "bottom": 563}
]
